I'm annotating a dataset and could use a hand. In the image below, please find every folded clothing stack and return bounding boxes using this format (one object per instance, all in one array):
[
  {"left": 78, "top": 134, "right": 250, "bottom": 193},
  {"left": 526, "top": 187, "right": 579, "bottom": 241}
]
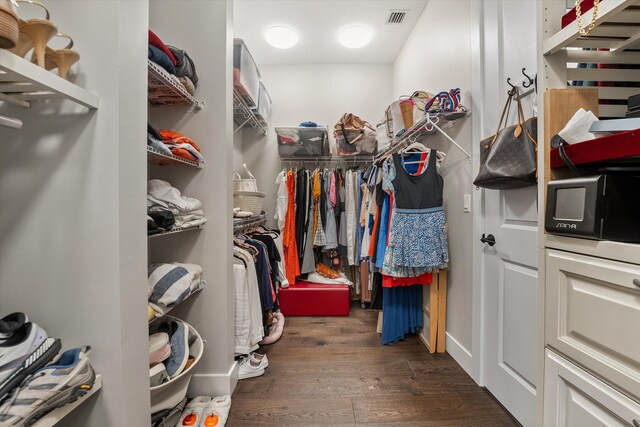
[
  {"left": 148, "top": 29, "right": 199, "bottom": 95},
  {"left": 147, "top": 123, "right": 205, "bottom": 164},
  {"left": 148, "top": 179, "right": 206, "bottom": 232},
  {"left": 148, "top": 263, "right": 203, "bottom": 318}
]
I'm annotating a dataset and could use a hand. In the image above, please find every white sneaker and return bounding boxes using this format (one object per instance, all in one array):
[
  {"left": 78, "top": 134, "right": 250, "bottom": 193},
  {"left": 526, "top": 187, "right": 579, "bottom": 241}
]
[
  {"left": 237, "top": 356, "right": 264, "bottom": 380},
  {"left": 250, "top": 353, "right": 268, "bottom": 370},
  {"left": 0, "top": 323, "right": 60, "bottom": 401}
]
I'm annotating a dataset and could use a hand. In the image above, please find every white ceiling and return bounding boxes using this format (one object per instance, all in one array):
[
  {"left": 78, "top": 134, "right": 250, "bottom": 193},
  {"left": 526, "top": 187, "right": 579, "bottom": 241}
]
[{"left": 233, "top": 0, "right": 429, "bottom": 65}]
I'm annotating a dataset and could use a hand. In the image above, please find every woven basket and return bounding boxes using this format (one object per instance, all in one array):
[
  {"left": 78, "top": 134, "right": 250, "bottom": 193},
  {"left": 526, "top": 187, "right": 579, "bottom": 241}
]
[
  {"left": 399, "top": 97, "right": 414, "bottom": 130},
  {"left": 0, "top": 5, "right": 19, "bottom": 49},
  {"left": 233, "top": 191, "right": 265, "bottom": 216}
]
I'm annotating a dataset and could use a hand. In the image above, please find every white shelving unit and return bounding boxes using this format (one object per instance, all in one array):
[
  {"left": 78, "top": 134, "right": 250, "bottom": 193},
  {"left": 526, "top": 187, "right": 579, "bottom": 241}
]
[
  {"left": 148, "top": 60, "right": 204, "bottom": 109},
  {"left": 0, "top": 50, "right": 98, "bottom": 110},
  {"left": 148, "top": 224, "right": 205, "bottom": 239},
  {"left": 32, "top": 375, "right": 102, "bottom": 427},
  {"left": 537, "top": 1, "right": 640, "bottom": 424},
  {"left": 233, "top": 89, "right": 267, "bottom": 135},
  {"left": 147, "top": 145, "right": 205, "bottom": 168}
]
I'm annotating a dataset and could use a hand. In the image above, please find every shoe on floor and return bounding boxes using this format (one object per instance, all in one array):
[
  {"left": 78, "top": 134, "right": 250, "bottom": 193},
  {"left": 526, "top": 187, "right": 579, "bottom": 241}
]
[
  {"left": 0, "top": 345, "right": 96, "bottom": 426},
  {"left": 250, "top": 353, "right": 268, "bottom": 370},
  {"left": 0, "top": 313, "right": 28, "bottom": 341},
  {"left": 175, "top": 395, "right": 210, "bottom": 426},
  {"left": 150, "top": 363, "right": 169, "bottom": 387},
  {"left": 149, "top": 332, "right": 171, "bottom": 366},
  {"left": 202, "top": 395, "right": 231, "bottom": 427},
  {"left": 237, "top": 356, "right": 264, "bottom": 380},
  {"left": 157, "top": 320, "right": 189, "bottom": 379},
  {"left": 0, "top": 323, "right": 60, "bottom": 402}
]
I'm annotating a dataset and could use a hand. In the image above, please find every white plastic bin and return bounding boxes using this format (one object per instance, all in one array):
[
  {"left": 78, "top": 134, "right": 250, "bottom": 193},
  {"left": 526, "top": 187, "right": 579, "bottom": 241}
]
[
  {"left": 233, "top": 39, "right": 261, "bottom": 108},
  {"left": 275, "top": 126, "right": 329, "bottom": 157},
  {"left": 253, "top": 81, "right": 272, "bottom": 127},
  {"left": 150, "top": 318, "right": 204, "bottom": 414}
]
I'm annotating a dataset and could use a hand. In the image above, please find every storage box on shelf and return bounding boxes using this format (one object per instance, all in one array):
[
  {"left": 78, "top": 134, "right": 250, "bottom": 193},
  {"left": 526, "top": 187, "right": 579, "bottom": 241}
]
[
  {"left": 233, "top": 89, "right": 267, "bottom": 135},
  {"left": 147, "top": 145, "right": 205, "bottom": 168},
  {"left": 233, "top": 39, "right": 260, "bottom": 108},
  {"left": 32, "top": 375, "right": 103, "bottom": 427},
  {"left": 0, "top": 50, "right": 98, "bottom": 110},
  {"left": 252, "top": 81, "right": 272, "bottom": 128},
  {"left": 147, "top": 60, "right": 204, "bottom": 109},
  {"left": 275, "top": 126, "right": 330, "bottom": 157}
]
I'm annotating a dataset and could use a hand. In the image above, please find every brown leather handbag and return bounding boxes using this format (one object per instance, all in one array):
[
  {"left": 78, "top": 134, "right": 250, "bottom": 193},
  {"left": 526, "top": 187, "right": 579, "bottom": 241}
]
[{"left": 473, "top": 88, "right": 538, "bottom": 190}]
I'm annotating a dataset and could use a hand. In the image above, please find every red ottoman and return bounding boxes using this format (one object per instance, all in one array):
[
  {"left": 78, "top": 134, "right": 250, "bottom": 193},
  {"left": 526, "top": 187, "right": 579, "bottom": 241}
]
[{"left": 279, "top": 282, "right": 350, "bottom": 316}]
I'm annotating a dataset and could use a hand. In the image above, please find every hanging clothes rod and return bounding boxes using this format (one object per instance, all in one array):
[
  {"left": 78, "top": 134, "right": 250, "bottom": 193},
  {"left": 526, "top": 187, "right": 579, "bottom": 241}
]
[
  {"left": 374, "top": 113, "right": 471, "bottom": 162},
  {"left": 233, "top": 214, "right": 267, "bottom": 235}
]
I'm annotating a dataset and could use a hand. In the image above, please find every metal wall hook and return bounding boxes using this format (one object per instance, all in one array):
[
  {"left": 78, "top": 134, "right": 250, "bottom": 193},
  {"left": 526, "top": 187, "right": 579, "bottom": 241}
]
[
  {"left": 521, "top": 67, "right": 534, "bottom": 88},
  {"left": 507, "top": 77, "right": 517, "bottom": 97}
]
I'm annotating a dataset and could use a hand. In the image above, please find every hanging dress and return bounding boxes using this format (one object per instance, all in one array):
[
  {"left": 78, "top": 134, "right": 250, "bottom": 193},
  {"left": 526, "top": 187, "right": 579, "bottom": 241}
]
[
  {"left": 383, "top": 150, "right": 448, "bottom": 273},
  {"left": 283, "top": 170, "right": 300, "bottom": 285}
]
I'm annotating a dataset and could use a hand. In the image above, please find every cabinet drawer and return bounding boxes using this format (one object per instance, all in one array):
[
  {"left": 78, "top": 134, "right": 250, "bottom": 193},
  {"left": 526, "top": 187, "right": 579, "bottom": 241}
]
[
  {"left": 546, "top": 249, "right": 640, "bottom": 400},
  {"left": 544, "top": 349, "right": 640, "bottom": 427}
]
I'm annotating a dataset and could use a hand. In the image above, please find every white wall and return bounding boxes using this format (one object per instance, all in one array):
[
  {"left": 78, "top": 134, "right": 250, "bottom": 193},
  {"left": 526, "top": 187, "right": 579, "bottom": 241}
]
[
  {"left": 148, "top": 0, "right": 237, "bottom": 396},
  {"left": 392, "top": 0, "right": 475, "bottom": 373},
  {"left": 0, "top": 1, "right": 149, "bottom": 425},
  {"left": 242, "top": 64, "right": 393, "bottom": 225}
]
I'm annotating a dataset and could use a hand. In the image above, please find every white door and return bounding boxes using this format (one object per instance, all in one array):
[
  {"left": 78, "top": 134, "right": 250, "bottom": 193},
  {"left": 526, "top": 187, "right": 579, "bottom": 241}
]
[{"left": 476, "top": 1, "right": 539, "bottom": 426}]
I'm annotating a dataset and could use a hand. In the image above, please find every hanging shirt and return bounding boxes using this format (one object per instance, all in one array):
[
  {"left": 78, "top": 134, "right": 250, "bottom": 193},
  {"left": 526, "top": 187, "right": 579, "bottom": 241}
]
[
  {"left": 274, "top": 171, "right": 288, "bottom": 231},
  {"left": 283, "top": 170, "right": 300, "bottom": 285}
]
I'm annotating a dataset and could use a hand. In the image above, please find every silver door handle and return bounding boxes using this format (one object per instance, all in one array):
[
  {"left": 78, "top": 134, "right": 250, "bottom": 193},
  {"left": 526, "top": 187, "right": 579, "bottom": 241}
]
[{"left": 633, "top": 279, "right": 640, "bottom": 288}]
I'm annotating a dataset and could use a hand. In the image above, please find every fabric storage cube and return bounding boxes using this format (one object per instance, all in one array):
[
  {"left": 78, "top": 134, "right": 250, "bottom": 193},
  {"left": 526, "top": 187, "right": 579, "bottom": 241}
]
[
  {"left": 335, "top": 128, "right": 377, "bottom": 156},
  {"left": 233, "top": 39, "right": 260, "bottom": 108},
  {"left": 150, "top": 318, "right": 204, "bottom": 414},
  {"left": 252, "top": 81, "right": 272, "bottom": 127},
  {"left": 276, "top": 127, "right": 329, "bottom": 157}
]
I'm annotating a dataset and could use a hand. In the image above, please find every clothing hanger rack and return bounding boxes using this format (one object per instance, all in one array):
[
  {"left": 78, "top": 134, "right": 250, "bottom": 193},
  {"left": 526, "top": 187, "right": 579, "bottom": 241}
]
[
  {"left": 374, "top": 113, "right": 471, "bottom": 164},
  {"left": 233, "top": 214, "right": 267, "bottom": 235},
  {"left": 280, "top": 156, "right": 374, "bottom": 169}
]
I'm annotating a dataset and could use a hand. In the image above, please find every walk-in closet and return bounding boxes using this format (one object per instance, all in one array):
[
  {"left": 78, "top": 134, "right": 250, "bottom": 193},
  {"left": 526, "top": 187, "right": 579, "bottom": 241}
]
[{"left": 1, "top": 0, "right": 639, "bottom": 426}]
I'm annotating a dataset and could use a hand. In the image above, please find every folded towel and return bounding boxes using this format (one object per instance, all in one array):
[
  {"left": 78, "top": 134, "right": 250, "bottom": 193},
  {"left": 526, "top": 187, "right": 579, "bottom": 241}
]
[
  {"left": 168, "top": 45, "right": 198, "bottom": 85},
  {"left": 148, "top": 180, "right": 202, "bottom": 213},
  {"left": 149, "top": 30, "right": 177, "bottom": 65},
  {"left": 148, "top": 44, "right": 175, "bottom": 74},
  {"left": 148, "top": 263, "right": 203, "bottom": 313}
]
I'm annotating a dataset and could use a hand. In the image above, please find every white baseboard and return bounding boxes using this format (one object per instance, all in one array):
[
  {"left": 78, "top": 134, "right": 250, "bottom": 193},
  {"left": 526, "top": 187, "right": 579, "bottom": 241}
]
[
  {"left": 418, "top": 329, "right": 431, "bottom": 352},
  {"left": 188, "top": 361, "right": 238, "bottom": 396},
  {"left": 446, "top": 332, "right": 473, "bottom": 377}
]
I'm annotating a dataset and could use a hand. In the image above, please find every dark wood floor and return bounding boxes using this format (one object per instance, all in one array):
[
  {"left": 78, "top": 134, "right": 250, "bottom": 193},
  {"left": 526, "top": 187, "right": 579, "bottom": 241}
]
[{"left": 228, "top": 305, "right": 519, "bottom": 427}]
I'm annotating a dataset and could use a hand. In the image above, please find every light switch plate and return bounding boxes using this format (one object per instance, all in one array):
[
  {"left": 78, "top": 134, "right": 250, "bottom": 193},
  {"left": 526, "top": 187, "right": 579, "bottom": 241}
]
[{"left": 463, "top": 194, "right": 471, "bottom": 213}]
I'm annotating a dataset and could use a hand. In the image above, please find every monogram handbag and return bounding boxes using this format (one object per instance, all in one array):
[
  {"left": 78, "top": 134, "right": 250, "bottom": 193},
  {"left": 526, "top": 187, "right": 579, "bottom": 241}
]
[{"left": 473, "top": 88, "right": 538, "bottom": 190}]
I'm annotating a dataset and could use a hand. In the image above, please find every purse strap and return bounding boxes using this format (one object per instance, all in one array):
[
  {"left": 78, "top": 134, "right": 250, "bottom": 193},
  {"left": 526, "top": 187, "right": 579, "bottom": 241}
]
[{"left": 491, "top": 91, "right": 514, "bottom": 144}]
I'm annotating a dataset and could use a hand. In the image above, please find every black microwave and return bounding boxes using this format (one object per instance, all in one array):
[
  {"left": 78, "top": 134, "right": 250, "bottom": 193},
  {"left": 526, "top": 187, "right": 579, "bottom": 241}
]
[{"left": 545, "top": 174, "right": 640, "bottom": 242}]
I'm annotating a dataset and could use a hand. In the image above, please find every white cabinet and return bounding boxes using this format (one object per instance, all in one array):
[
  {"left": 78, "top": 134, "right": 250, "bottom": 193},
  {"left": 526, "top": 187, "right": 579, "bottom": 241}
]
[
  {"left": 546, "top": 249, "right": 640, "bottom": 401},
  {"left": 544, "top": 350, "right": 640, "bottom": 427}
]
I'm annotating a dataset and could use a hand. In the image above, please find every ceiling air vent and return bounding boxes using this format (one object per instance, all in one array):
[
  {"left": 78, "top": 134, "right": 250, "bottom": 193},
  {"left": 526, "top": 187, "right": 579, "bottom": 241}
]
[{"left": 386, "top": 10, "right": 408, "bottom": 24}]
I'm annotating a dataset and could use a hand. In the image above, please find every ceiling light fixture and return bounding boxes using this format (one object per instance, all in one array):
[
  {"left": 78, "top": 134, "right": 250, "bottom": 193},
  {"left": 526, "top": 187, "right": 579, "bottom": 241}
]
[
  {"left": 265, "top": 26, "right": 298, "bottom": 49},
  {"left": 338, "top": 26, "right": 372, "bottom": 49}
]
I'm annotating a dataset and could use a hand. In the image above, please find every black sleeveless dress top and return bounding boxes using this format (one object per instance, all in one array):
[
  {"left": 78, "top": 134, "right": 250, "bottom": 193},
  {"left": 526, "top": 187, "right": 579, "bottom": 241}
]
[{"left": 391, "top": 150, "right": 444, "bottom": 210}]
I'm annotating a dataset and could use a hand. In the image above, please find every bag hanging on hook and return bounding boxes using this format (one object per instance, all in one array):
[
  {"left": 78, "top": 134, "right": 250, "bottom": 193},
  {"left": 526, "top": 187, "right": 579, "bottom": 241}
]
[{"left": 473, "top": 88, "right": 538, "bottom": 190}]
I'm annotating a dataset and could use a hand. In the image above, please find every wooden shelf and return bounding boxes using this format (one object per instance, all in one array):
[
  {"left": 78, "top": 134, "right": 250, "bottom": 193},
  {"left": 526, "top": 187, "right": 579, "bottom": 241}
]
[
  {"left": 148, "top": 60, "right": 204, "bottom": 109},
  {"left": 543, "top": 0, "right": 640, "bottom": 55},
  {"left": 32, "top": 375, "right": 102, "bottom": 427},
  {"left": 147, "top": 145, "right": 204, "bottom": 169},
  {"left": 0, "top": 50, "right": 98, "bottom": 110}
]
